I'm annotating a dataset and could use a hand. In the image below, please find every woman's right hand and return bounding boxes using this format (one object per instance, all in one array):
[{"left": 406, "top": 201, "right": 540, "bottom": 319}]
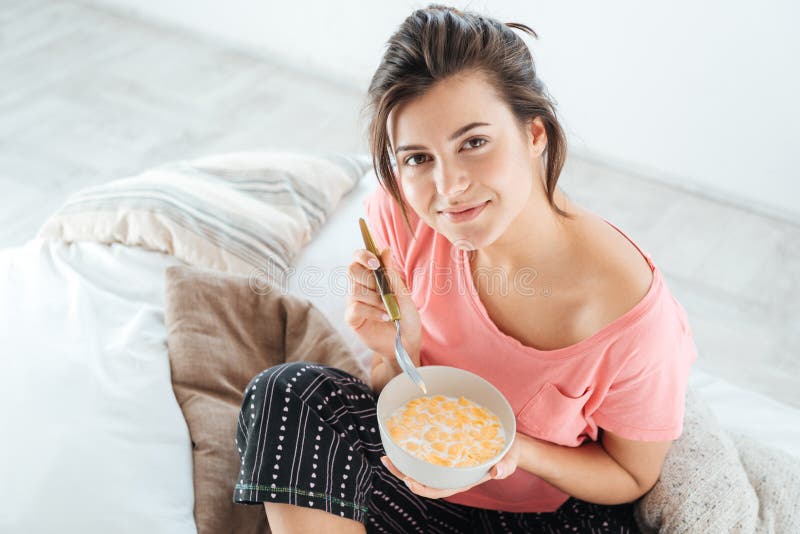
[{"left": 345, "top": 247, "right": 422, "bottom": 368}]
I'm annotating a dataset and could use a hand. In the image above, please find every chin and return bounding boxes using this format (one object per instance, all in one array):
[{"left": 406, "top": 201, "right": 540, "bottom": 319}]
[
  {"left": 427, "top": 210, "right": 505, "bottom": 251},
  {"left": 443, "top": 229, "right": 496, "bottom": 252}
]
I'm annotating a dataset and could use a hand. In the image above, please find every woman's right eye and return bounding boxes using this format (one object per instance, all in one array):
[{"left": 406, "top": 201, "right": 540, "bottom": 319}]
[{"left": 404, "top": 154, "right": 429, "bottom": 167}]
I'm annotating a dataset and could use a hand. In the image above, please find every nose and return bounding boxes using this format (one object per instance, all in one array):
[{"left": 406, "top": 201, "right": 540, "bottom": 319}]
[{"left": 433, "top": 159, "right": 470, "bottom": 198}]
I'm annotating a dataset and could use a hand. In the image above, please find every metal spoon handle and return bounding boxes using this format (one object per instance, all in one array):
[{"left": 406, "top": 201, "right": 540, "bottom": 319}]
[{"left": 395, "top": 320, "right": 427, "bottom": 395}]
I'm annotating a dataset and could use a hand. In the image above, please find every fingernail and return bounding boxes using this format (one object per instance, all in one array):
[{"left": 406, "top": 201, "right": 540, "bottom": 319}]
[
  {"left": 403, "top": 478, "right": 414, "bottom": 489},
  {"left": 494, "top": 466, "right": 503, "bottom": 478},
  {"left": 380, "top": 456, "right": 388, "bottom": 467},
  {"left": 368, "top": 259, "right": 380, "bottom": 269},
  {"left": 381, "top": 313, "right": 390, "bottom": 321}
]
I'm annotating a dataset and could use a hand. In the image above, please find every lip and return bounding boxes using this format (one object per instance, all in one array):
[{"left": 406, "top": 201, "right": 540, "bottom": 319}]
[
  {"left": 438, "top": 200, "right": 489, "bottom": 223},
  {"left": 439, "top": 201, "right": 488, "bottom": 214}
]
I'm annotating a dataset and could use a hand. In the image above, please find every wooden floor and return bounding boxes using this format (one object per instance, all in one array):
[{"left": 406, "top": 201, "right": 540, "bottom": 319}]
[{"left": 2, "top": 0, "right": 798, "bottom": 408}]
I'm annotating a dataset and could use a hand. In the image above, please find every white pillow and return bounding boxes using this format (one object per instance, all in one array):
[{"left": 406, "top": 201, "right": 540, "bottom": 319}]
[
  {"left": 0, "top": 239, "right": 196, "bottom": 534},
  {"left": 38, "top": 152, "right": 370, "bottom": 278},
  {"left": 0, "top": 164, "right": 375, "bottom": 534},
  {"left": 287, "top": 172, "right": 377, "bottom": 368}
]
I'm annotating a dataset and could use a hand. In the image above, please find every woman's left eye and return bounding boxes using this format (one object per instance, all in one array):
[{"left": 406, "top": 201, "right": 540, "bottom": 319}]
[{"left": 463, "top": 138, "right": 487, "bottom": 150}]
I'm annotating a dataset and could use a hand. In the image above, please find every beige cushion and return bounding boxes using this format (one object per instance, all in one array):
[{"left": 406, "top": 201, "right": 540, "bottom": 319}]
[{"left": 164, "top": 264, "right": 368, "bottom": 534}]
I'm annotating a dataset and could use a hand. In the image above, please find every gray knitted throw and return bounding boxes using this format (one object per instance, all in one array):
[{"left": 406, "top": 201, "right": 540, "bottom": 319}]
[{"left": 635, "top": 387, "right": 800, "bottom": 533}]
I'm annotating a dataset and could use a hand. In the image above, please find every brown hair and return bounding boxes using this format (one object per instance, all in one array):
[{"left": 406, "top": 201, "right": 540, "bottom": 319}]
[{"left": 363, "top": 4, "right": 571, "bottom": 230}]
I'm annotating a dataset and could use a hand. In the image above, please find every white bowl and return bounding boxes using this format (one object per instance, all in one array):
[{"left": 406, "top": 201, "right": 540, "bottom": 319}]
[{"left": 376, "top": 366, "right": 516, "bottom": 489}]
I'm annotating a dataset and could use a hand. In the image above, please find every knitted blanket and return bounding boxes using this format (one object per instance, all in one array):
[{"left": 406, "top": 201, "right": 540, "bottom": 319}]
[{"left": 635, "top": 388, "right": 800, "bottom": 533}]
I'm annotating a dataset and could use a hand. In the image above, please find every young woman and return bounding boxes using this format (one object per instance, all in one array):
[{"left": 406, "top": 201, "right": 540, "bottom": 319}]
[{"left": 234, "top": 5, "right": 697, "bottom": 533}]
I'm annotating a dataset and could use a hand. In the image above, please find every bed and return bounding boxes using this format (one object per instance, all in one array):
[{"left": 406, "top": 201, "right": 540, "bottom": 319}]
[{"left": 0, "top": 152, "right": 797, "bottom": 533}]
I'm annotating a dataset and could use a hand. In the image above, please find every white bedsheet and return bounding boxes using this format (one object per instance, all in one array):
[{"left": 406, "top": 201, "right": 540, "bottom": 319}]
[
  {"left": 0, "top": 239, "right": 196, "bottom": 534},
  {"left": 689, "top": 367, "right": 800, "bottom": 459},
  {"left": 1, "top": 180, "right": 798, "bottom": 534}
]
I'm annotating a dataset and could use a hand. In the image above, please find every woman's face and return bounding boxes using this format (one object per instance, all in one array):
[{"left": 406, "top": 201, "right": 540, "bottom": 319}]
[{"left": 387, "top": 71, "right": 548, "bottom": 251}]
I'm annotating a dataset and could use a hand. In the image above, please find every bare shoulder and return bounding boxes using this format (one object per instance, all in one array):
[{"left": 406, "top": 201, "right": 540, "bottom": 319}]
[{"left": 568, "top": 207, "right": 654, "bottom": 332}]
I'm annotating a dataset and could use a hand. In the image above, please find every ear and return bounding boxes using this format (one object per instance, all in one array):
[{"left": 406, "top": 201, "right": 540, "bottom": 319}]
[{"left": 525, "top": 116, "right": 548, "bottom": 157}]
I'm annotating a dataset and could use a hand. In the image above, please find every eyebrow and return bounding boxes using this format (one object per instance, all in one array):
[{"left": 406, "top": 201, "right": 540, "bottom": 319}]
[{"left": 395, "top": 122, "right": 490, "bottom": 154}]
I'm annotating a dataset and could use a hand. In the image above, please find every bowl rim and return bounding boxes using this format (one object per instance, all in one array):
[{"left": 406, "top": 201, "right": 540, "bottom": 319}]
[{"left": 376, "top": 365, "right": 517, "bottom": 472}]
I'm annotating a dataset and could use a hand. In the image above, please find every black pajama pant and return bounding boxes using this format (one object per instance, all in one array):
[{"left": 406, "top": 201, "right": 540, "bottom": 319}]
[{"left": 233, "top": 362, "right": 640, "bottom": 534}]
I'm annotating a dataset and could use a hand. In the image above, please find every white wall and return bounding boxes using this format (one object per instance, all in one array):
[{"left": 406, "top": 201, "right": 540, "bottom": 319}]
[{"left": 84, "top": 0, "right": 800, "bottom": 222}]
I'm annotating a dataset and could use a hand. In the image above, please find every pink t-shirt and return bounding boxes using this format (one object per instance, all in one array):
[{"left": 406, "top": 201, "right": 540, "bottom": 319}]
[{"left": 364, "top": 185, "right": 698, "bottom": 513}]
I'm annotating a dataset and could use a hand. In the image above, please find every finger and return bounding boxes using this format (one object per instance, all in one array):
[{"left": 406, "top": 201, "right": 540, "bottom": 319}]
[
  {"left": 352, "top": 248, "right": 381, "bottom": 270},
  {"left": 348, "top": 282, "right": 385, "bottom": 308},
  {"left": 379, "top": 248, "right": 410, "bottom": 295},
  {"left": 378, "top": 247, "right": 398, "bottom": 274},
  {"left": 345, "top": 300, "right": 391, "bottom": 328},
  {"left": 353, "top": 294, "right": 386, "bottom": 312},
  {"left": 490, "top": 464, "right": 502, "bottom": 478},
  {"left": 379, "top": 456, "right": 493, "bottom": 499},
  {"left": 379, "top": 456, "right": 407, "bottom": 481},
  {"left": 404, "top": 473, "right": 492, "bottom": 500},
  {"left": 490, "top": 462, "right": 513, "bottom": 480},
  {"left": 347, "top": 262, "right": 378, "bottom": 292},
  {"left": 402, "top": 479, "right": 444, "bottom": 499},
  {"left": 491, "top": 444, "right": 517, "bottom": 480}
]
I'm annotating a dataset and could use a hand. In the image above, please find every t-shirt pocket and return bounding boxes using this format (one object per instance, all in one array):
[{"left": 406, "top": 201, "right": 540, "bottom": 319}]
[{"left": 516, "top": 383, "right": 592, "bottom": 446}]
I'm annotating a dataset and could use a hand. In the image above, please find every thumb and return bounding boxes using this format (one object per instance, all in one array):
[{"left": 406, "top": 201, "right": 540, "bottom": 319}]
[
  {"left": 491, "top": 464, "right": 505, "bottom": 479},
  {"left": 380, "top": 247, "right": 408, "bottom": 294},
  {"left": 491, "top": 462, "right": 513, "bottom": 479}
]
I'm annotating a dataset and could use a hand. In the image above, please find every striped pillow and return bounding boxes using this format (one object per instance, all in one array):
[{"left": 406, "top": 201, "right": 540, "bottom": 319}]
[{"left": 38, "top": 152, "right": 370, "bottom": 280}]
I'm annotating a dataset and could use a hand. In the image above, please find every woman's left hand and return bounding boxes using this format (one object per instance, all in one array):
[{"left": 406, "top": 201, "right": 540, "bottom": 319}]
[{"left": 380, "top": 432, "right": 522, "bottom": 499}]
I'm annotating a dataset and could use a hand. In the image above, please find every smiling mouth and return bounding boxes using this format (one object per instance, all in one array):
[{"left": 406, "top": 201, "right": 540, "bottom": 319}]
[
  {"left": 438, "top": 201, "right": 489, "bottom": 214},
  {"left": 438, "top": 201, "right": 490, "bottom": 222}
]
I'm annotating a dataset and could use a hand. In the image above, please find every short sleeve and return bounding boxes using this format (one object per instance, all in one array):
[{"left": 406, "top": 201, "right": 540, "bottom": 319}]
[
  {"left": 592, "top": 297, "right": 698, "bottom": 442},
  {"left": 362, "top": 185, "right": 415, "bottom": 273}
]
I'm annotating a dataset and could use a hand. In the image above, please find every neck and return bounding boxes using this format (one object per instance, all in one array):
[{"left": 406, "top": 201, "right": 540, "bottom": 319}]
[{"left": 471, "top": 186, "right": 576, "bottom": 273}]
